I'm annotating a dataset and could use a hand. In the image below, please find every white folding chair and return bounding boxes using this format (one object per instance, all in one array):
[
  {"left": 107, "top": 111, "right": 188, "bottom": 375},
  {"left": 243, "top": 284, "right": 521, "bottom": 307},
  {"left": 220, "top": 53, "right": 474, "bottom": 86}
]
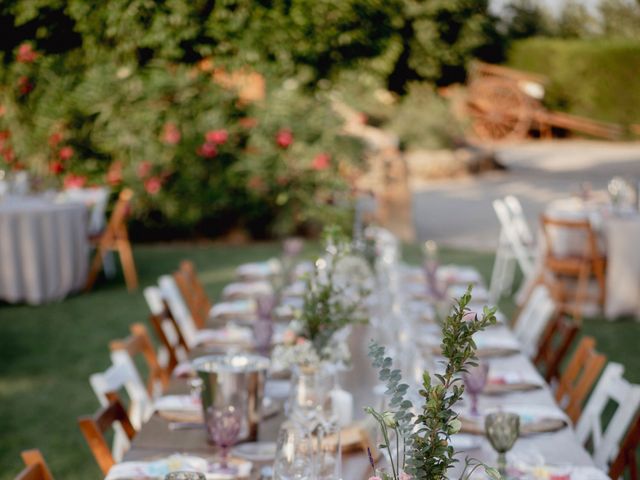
[
  {"left": 143, "top": 286, "right": 189, "bottom": 367},
  {"left": 512, "top": 284, "right": 556, "bottom": 358},
  {"left": 158, "top": 275, "right": 200, "bottom": 349},
  {"left": 88, "top": 358, "right": 153, "bottom": 461},
  {"left": 575, "top": 362, "right": 640, "bottom": 471},
  {"left": 489, "top": 198, "right": 536, "bottom": 303},
  {"left": 504, "top": 195, "right": 534, "bottom": 247}
]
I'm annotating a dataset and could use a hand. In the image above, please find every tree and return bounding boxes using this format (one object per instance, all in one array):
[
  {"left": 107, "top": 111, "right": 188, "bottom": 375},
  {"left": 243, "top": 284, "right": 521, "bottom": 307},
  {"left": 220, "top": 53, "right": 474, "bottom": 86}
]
[
  {"left": 557, "top": 0, "right": 598, "bottom": 38},
  {"left": 387, "top": 0, "right": 504, "bottom": 92},
  {"left": 501, "top": 0, "right": 555, "bottom": 39},
  {"left": 599, "top": 0, "right": 640, "bottom": 38}
]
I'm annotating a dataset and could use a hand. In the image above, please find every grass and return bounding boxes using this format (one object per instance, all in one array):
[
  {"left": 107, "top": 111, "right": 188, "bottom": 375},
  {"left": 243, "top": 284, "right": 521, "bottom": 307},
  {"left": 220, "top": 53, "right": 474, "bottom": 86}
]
[{"left": 2, "top": 243, "right": 639, "bottom": 479}]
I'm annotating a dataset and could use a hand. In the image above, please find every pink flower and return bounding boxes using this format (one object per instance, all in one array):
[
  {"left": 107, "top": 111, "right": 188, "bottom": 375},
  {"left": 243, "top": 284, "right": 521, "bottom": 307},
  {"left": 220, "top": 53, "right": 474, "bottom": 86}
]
[
  {"left": 282, "top": 330, "right": 297, "bottom": 345},
  {"left": 368, "top": 477, "right": 382, "bottom": 480},
  {"left": 49, "top": 161, "right": 64, "bottom": 175},
  {"left": 16, "top": 43, "right": 38, "bottom": 63},
  {"left": 197, "top": 142, "right": 218, "bottom": 158},
  {"left": 136, "top": 160, "right": 153, "bottom": 178},
  {"left": 144, "top": 176, "right": 162, "bottom": 195},
  {"left": 63, "top": 174, "right": 87, "bottom": 189},
  {"left": 17, "top": 76, "right": 33, "bottom": 95},
  {"left": 48, "top": 132, "right": 63, "bottom": 147},
  {"left": 106, "top": 162, "right": 122, "bottom": 186},
  {"left": 205, "top": 129, "right": 228, "bottom": 145},
  {"left": 58, "top": 146, "right": 74, "bottom": 161},
  {"left": 162, "top": 122, "right": 181, "bottom": 145},
  {"left": 400, "top": 472, "right": 412, "bottom": 480},
  {"left": 276, "top": 128, "right": 293, "bottom": 149},
  {"left": 312, "top": 153, "right": 331, "bottom": 171}
]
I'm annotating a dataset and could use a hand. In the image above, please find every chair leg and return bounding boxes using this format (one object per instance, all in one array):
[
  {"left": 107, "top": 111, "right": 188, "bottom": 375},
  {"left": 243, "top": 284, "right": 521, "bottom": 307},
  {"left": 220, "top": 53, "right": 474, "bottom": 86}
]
[
  {"left": 85, "top": 245, "right": 107, "bottom": 291},
  {"left": 117, "top": 239, "right": 138, "bottom": 291}
]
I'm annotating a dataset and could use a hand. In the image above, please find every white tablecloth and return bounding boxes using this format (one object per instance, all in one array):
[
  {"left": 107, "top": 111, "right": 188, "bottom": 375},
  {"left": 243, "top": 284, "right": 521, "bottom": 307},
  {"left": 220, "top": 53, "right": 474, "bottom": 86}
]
[
  {"left": 0, "top": 195, "right": 89, "bottom": 304},
  {"left": 542, "top": 197, "right": 640, "bottom": 319}
]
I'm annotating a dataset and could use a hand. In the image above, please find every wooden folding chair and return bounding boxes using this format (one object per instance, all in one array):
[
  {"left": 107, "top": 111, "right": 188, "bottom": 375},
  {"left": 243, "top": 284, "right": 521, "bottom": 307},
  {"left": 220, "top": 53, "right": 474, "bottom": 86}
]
[
  {"left": 576, "top": 362, "right": 640, "bottom": 472},
  {"left": 609, "top": 414, "right": 640, "bottom": 480},
  {"left": 539, "top": 214, "right": 606, "bottom": 322},
  {"left": 173, "top": 260, "right": 211, "bottom": 329},
  {"left": 555, "top": 336, "right": 606, "bottom": 423},
  {"left": 78, "top": 396, "right": 136, "bottom": 475},
  {"left": 534, "top": 313, "right": 579, "bottom": 382},
  {"left": 15, "top": 450, "right": 54, "bottom": 480},
  {"left": 85, "top": 188, "right": 138, "bottom": 292},
  {"left": 109, "top": 323, "right": 169, "bottom": 398}
]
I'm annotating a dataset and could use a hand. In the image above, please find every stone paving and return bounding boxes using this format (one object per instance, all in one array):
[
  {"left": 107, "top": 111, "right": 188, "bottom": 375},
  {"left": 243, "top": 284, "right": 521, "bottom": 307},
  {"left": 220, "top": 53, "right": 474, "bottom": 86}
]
[{"left": 411, "top": 140, "right": 640, "bottom": 250}]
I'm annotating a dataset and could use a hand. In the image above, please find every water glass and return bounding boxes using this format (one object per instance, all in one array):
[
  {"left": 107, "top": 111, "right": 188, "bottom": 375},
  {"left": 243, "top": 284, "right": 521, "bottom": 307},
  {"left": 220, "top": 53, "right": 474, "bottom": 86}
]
[
  {"left": 273, "top": 419, "right": 315, "bottom": 480},
  {"left": 485, "top": 411, "right": 520, "bottom": 476}
]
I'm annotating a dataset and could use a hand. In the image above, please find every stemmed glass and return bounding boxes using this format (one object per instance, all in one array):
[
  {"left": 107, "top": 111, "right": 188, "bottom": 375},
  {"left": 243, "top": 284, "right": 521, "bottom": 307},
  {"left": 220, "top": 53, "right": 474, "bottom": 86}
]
[
  {"left": 462, "top": 362, "right": 489, "bottom": 416},
  {"left": 485, "top": 411, "right": 520, "bottom": 477},
  {"left": 206, "top": 406, "right": 242, "bottom": 474}
]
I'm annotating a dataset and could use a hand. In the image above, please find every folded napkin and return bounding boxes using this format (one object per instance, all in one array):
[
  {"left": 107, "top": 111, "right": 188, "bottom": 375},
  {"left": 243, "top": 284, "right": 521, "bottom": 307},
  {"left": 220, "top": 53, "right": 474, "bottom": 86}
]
[
  {"left": 487, "top": 372, "right": 543, "bottom": 387},
  {"left": 437, "top": 265, "right": 484, "bottom": 286},
  {"left": 209, "top": 299, "right": 257, "bottom": 319},
  {"left": 105, "top": 454, "right": 208, "bottom": 479},
  {"left": 236, "top": 259, "right": 281, "bottom": 279},
  {"left": 154, "top": 395, "right": 201, "bottom": 413},
  {"left": 473, "top": 330, "right": 521, "bottom": 351},
  {"left": 194, "top": 324, "right": 253, "bottom": 346},
  {"left": 222, "top": 282, "right": 273, "bottom": 300}
]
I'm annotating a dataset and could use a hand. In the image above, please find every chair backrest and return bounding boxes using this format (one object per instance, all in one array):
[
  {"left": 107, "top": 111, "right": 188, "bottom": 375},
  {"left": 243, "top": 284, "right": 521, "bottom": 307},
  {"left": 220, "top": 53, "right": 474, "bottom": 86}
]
[
  {"left": 106, "top": 188, "right": 133, "bottom": 238},
  {"left": 493, "top": 198, "right": 535, "bottom": 276},
  {"left": 15, "top": 450, "right": 54, "bottom": 480},
  {"left": 144, "top": 286, "right": 189, "bottom": 372},
  {"left": 534, "top": 313, "right": 579, "bottom": 382},
  {"left": 540, "top": 214, "right": 601, "bottom": 260},
  {"left": 109, "top": 323, "right": 169, "bottom": 398},
  {"left": 62, "top": 187, "right": 110, "bottom": 235},
  {"left": 78, "top": 396, "right": 136, "bottom": 475},
  {"left": 158, "top": 275, "right": 200, "bottom": 349},
  {"left": 504, "top": 195, "right": 534, "bottom": 246},
  {"left": 513, "top": 284, "right": 556, "bottom": 358},
  {"left": 89, "top": 357, "right": 153, "bottom": 431},
  {"left": 575, "top": 362, "right": 640, "bottom": 470},
  {"left": 173, "top": 260, "right": 211, "bottom": 329},
  {"left": 555, "top": 336, "right": 607, "bottom": 423},
  {"left": 609, "top": 414, "right": 640, "bottom": 480}
]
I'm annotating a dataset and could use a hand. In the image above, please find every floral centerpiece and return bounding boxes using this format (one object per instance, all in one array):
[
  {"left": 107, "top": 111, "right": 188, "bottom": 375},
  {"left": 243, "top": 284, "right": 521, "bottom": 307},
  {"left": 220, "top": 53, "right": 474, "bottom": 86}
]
[{"left": 365, "top": 286, "right": 501, "bottom": 480}]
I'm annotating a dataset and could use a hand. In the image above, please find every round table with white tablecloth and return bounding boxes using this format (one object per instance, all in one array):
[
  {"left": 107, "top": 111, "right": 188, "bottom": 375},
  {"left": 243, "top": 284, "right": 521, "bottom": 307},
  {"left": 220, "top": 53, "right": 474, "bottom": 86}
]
[
  {"left": 541, "top": 197, "right": 640, "bottom": 319},
  {"left": 0, "top": 195, "right": 89, "bottom": 305}
]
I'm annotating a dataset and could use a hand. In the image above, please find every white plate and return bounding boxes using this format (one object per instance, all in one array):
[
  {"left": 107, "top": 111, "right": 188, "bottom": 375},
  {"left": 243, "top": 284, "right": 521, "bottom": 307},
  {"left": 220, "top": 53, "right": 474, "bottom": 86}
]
[{"left": 232, "top": 441, "right": 277, "bottom": 462}]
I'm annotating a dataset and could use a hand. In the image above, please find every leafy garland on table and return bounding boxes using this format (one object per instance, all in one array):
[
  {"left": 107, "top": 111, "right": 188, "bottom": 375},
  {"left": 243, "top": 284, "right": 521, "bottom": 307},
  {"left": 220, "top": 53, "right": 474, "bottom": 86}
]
[
  {"left": 272, "top": 236, "right": 369, "bottom": 370},
  {"left": 366, "top": 286, "right": 501, "bottom": 480}
]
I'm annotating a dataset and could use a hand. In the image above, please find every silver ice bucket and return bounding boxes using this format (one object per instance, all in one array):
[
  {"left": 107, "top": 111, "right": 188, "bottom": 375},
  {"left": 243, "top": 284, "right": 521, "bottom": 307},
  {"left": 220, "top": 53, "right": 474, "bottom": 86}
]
[{"left": 193, "top": 353, "right": 270, "bottom": 442}]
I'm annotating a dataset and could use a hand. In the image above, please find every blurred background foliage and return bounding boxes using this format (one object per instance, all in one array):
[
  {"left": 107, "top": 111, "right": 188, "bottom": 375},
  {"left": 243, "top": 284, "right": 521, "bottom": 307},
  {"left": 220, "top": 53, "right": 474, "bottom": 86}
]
[{"left": 1, "top": 0, "right": 640, "bottom": 238}]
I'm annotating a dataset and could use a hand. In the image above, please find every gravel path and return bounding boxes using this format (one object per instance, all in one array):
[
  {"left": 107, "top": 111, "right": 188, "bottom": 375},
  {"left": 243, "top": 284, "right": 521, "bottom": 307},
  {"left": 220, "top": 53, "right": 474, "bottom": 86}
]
[{"left": 411, "top": 140, "right": 640, "bottom": 250}]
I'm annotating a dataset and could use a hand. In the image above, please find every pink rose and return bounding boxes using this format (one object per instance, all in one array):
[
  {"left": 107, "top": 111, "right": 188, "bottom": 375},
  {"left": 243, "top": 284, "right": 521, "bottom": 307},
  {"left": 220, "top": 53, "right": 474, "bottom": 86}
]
[
  {"left": 17, "top": 76, "right": 33, "bottom": 95},
  {"left": 144, "top": 176, "right": 162, "bottom": 195},
  {"left": 58, "top": 146, "right": 74, "bottom": 161},
  {"left": 16, "top": 43, "right": 38, "bottom": 63},
  {"left": 136, "top": 160, "right": 153, "bottom": 178},
  {"left": 276, "top": 128, "right": 293, "bottom": 149},
  {"left": 49, "top": 161, "right": 64, "bottom": 175},
  {"left": 63, "top": 174, "right": 87, "bottom": 189},
  {"left": 48, "top": 132, "right": 63, "bottom": 147},
  {"left": 162, "top": 122, "right": 181, "bottom": 145},
  {"left": 106, "top": 162, "right": 122, "bottom": 186},
  {"left": 368, "top": 477, "right": 382, "bottom": 480},
  {"left": 197, "top": 142, "right": 218, "bottom": 158},
  {"left": 312, "top": 153, "right": 330, "bottom": 171},
  {"left": 205, "top": 129, "right": 228, "bottom": 145}
]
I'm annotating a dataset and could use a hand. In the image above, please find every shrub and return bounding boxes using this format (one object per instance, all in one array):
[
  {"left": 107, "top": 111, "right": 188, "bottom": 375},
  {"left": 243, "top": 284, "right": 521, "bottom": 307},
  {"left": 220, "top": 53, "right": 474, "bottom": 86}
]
[
  {"left": 507, "top": 38, "right": 640, "bottom": 127},
  {"left": 0, "top": 47, "right": 363, "bottom": 238}
]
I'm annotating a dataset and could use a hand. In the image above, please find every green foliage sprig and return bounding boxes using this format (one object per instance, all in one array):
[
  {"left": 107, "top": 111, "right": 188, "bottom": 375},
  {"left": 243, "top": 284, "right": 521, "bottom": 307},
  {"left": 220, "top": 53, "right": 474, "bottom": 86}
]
[{"left": 366, "top": 286, "right": 500, "bottom": 480}]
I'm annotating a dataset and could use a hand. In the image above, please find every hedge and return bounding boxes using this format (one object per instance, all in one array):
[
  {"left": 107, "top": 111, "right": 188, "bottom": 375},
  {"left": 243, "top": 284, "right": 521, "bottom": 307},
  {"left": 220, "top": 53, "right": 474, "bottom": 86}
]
[{"left": 507, "top": 38, "right": 640, "bottom": 128}]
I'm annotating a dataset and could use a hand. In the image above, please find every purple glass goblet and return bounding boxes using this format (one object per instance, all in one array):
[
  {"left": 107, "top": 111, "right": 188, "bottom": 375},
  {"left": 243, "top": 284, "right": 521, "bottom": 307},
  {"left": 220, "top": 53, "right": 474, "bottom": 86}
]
[
  {"left": 207, "top": 406, "right": 242, "bottom": 473},
  {"left": 462, "top": 362, "right": 489, "bottom": 417}
]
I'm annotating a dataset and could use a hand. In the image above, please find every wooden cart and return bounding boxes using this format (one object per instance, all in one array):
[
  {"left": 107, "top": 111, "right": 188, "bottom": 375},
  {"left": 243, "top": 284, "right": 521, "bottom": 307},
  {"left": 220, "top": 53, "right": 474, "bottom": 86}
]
[{"left": 464, "top": 61, "right": 623, "bottom": 142}]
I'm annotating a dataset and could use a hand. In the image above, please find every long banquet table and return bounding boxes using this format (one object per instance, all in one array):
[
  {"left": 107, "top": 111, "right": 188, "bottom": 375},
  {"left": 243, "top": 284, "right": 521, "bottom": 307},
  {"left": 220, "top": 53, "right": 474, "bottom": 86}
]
[{"left": 122, "top": 322, "right": 598, "bottom": 479}]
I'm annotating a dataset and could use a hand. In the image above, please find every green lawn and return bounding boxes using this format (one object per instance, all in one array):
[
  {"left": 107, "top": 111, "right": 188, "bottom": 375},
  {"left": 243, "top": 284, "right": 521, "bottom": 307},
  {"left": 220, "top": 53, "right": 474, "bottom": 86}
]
[{"left": 1, "top": 243, "right": 639, "bottom": 479}]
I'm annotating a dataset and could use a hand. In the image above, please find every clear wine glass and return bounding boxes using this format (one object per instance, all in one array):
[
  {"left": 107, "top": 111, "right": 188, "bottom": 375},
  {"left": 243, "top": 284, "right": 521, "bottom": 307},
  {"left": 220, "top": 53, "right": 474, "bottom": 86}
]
[
  {"left": 462, "top": 362, "right": 489, "bottom": 416},
  {"left": 207, "top": 406, "right": 242, "bottom": 474},
  {"left": 485, "top": 411, "right": 520, "bottom": 476},
  {"left": 273, "top": 418, "right": 315, "bottom": 480}
]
